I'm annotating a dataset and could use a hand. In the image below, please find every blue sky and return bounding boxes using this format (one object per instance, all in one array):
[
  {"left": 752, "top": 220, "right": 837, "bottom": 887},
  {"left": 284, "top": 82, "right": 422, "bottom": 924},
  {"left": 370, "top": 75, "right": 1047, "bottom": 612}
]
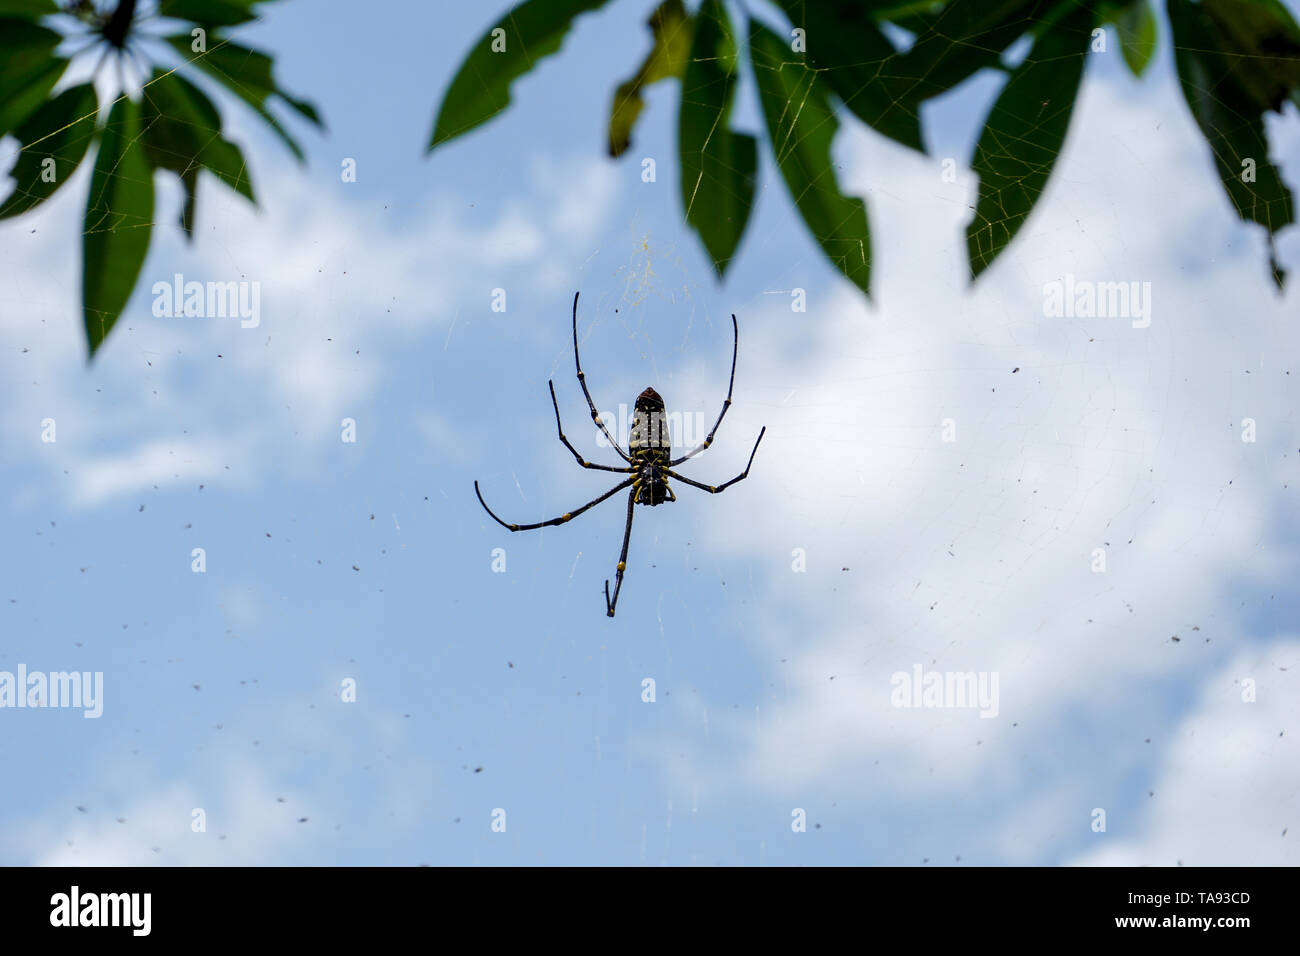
[{"left": 1, "top": 0, "right": 1299, "bottom": 865}]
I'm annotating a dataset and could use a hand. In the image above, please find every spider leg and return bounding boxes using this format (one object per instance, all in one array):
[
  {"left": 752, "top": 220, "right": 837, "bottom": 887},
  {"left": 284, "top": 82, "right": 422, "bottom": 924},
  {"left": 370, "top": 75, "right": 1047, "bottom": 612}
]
[
  {"left": 670, "top": 313, "right": 738, "bottom": 466},
  {"left": 604, "top": 489, "right": 637, "bottom": 617},
  {"left": 666, "top": 426, "right": 765, "bottom": 494},
  {"left": 549, "top": 380, "right": 636, "bottom": 474},
  {"left": 474, "top": 477, "right": 635, "bottom": 532},
  {"left": 571, "top": 291, "right": 635, "bottom": 464}
]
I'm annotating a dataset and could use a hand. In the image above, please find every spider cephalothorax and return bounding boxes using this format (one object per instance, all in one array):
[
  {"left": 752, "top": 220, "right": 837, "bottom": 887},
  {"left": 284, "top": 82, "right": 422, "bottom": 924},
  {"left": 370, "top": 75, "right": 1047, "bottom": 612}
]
[{"left": 474, "top": 292, "right": 765, "bottom": 618}]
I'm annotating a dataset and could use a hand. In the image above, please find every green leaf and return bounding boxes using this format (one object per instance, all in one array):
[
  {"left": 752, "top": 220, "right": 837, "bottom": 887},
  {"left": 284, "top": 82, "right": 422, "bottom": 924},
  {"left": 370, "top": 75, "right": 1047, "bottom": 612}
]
[
  {"left": 163, "top": 32, "right": 321, "bottom": 162},
  {"left": 192, "top": 136, "right": 253, "bottom": 201},
  {"left": 0, "top": 82, "right": 97, "bottom": 220},
  {"left": 159, "top": 0, "right": 261, "bottom": 27},
  {"left": 83, "top": 96, "right": 155, "bottom": 359},
  {"left": 872, "top": 2, "right": 948, "bottom": 36},
  {"left": 889, "top": 0, "right": 1048, "bottom": 104},
  {"left": 428, "top": 0, "right": 612, "bottom": 151},
  {"left": 678, "top": 0, "right": 757, "bottom": 279},
  {"left": 180, "top": 36, "right": 276, "bottom": 99},
  {"left": 750, "top": 19, "right": 871, "bottom": 296},
  {"left": 0, "top": 0, "right": 58, "bottom": 19},
  {"left": 1112, "top": 0, "right": 1158, "bottom": 77},
  {"left": 1199, "top": 0, "right": 1300, "bottom": 113},
  {"left": 1168, "top": 0, "right": 1297, "bottom": 288},
  {"left": 140, "top": 69, "right": 254, "bottom": 238},
  {"left": 775, "top": 0, "right": 922, "bottom": 152},
  {"left": 0, "top": 18, "right": 67, "bottom": 137},
  {"left": 142, "top": 68, "right": 223, "bottom": 152},
  {"left": 967, "top": 3, "right": 1094, "bottom": 281},
  {"left": 608, "top": 0, "right": 692, "bottom": 157},
  {"left": 249, "top": 102, "right": 304, "bottom": 162},
  {"left": 278, "top": 90, "right": 323, "bottom": 127}
]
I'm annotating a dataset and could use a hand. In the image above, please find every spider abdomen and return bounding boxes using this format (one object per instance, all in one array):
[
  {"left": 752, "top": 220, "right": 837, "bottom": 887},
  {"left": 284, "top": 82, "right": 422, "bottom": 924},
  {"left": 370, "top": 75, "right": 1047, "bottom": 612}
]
[
  {"left": 629, "top": 387, "right": 671, "bottom": 458},
  {"left": 629, "top": 387, "right": 674, "bottom": 505}
]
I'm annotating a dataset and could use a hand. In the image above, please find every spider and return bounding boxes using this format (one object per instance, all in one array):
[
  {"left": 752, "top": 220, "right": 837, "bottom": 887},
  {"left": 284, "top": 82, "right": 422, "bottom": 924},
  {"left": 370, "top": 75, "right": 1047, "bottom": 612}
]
[{"left": 474, "top": 291, "right": 766, "bottom": 617}]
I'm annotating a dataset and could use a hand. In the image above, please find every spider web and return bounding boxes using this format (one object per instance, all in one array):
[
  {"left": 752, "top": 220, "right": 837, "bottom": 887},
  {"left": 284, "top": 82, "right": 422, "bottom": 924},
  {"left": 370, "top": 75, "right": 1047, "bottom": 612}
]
[{"left": 477, "top": 0, "right": 1300, "bottom": 672}]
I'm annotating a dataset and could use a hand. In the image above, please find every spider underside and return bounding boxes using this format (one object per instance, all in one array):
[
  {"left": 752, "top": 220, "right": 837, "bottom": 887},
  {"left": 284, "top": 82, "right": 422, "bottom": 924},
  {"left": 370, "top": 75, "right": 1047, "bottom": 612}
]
[{"left": 474, "top": 291, "right": 766, "bottom": 618}]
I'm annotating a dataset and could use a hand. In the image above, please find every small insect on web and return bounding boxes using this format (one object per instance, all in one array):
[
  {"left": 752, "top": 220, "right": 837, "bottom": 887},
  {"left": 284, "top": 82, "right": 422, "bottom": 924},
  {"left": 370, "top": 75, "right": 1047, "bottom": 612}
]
[{"left": 474, "top": 292, "right": 767, "bottom": 617}]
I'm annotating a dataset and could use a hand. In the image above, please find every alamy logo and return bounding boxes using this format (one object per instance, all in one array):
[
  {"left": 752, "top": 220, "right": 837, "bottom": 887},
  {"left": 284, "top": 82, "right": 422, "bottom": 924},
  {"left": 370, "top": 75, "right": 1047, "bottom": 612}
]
[
  {"left": 152, "top": 272, "right": 260, "bottom": 328},
  {"left": 890, "top": 664, "right": 999, "bottom": 718},
  {"left": 1042, "top": 273, "right": 1151, "bottom": 328},
  {"left": 594, "top": 404, "right": 708, "bottom": 450},
  {"left": 50, "top": 886, "right": 151, "bottom": 936},
  {"left": 0, "top": 665, "right": 103, "bottom": 718}
]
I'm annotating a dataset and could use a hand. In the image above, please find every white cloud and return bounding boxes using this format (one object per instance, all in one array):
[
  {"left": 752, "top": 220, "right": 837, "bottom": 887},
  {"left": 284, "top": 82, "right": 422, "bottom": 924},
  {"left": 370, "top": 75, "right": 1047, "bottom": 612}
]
[
  {"left": 0, "top": 150, "right": 618, "bottom": 507},
  {"left": 29, "top": 761, "right": 318, "bottom": 866},
  {"left": 16, "top": 681, "right": 440, "bottom": 865},
  {"left": 70, "top": 435, "right": 256, "bottom": 507},
  {"left": 1071, "top": 640, "right": 1300, "bottom": 866}
]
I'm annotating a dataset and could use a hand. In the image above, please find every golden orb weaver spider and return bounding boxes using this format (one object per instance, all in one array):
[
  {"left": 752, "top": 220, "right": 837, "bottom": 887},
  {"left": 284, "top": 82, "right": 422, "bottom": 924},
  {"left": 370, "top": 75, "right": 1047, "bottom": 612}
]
[{"left": 474, "top": 292, "right": 766, "bottom": 617}]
